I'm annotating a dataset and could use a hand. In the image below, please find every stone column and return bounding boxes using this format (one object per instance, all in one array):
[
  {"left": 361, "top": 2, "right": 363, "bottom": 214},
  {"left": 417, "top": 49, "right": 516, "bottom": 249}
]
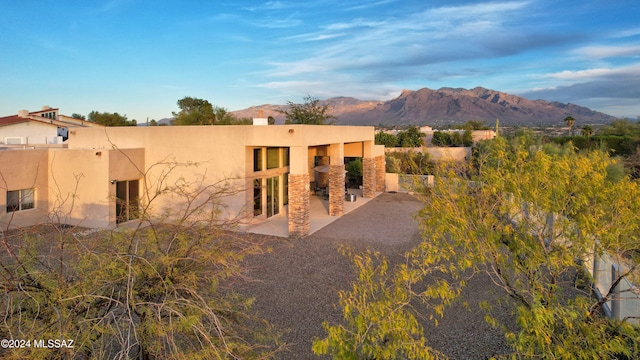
[
  {"left": 329, "top": 165, "right": 345, "bottom": 217},
  {"left": 362, "top": 157, "right": 376, "bottom": 198},
  {"left": 329, "top": 143, "right": 344, "bottom": 217},
  {"left": 288, "top": 173, "right": 310, "bottom": 238},
  {"left": 375, "top": 155, "right": 385, "bottom": 192},
  {"left": 288, "top": 146, "right": 310, "bottom": 238}
]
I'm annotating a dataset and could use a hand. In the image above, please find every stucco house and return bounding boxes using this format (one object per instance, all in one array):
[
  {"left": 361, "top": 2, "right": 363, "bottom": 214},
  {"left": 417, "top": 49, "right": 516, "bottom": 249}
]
[
  {"left": 0, "top": 124, "right": 385, "bottom": 238},
  {"left": 0, "top": 106, "right": 101, "bottom": 145}
]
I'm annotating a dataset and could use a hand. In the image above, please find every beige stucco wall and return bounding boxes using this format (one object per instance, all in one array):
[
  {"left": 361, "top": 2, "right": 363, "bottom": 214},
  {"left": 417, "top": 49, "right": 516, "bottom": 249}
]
[
  {"left": 0, "top": 149, "right": 50, "bottom": 228},
  {"left": 0, "top": 125, "right": 377, "bottom": 230},
  {"left": 42, "top": 148, "right": 146, "bottom": 228},
  {"left": 67, "top": 125, "right": 376, "bottom": 225}
]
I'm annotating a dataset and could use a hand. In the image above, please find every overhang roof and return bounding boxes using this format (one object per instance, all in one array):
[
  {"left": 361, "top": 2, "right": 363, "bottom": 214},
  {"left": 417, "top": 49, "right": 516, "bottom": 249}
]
[{"left": 0, "top": 115, "right": 32, "bottom": 127}]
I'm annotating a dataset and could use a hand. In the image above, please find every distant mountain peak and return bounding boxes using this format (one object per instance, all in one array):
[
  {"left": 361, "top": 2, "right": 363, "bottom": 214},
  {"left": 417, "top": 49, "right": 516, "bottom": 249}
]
[{"left": 231, "top": 87, "right": 616, "bottom": 127}]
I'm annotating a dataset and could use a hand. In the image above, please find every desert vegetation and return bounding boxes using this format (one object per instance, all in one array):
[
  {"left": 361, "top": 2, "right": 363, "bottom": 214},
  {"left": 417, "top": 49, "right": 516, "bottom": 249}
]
[
  {"left": 0, "top": 160, "right": 282, "bottom": 359},
  {"left": 314, "top": 133, "right": 640, "bottom": 359}
]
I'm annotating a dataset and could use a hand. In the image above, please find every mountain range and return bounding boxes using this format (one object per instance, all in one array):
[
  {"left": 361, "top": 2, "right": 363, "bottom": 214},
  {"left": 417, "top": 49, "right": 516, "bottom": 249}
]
[{"left": 232, "top": 87, "right": 617, "bottom": 127}]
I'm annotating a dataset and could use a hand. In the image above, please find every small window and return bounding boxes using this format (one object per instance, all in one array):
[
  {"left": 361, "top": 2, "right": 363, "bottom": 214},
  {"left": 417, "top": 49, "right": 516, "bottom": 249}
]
[
  {"left": 254, "top": 148, "right": 263, "bottom": 172},
  {"left": 267, "top": 147, "right": 279, "bottom": 169},
  {"left": 6, "top": 188, "right": 34, "bottom": 212},
  {"left": 283, "top": 147, "right": 290, "bottom": 167}
]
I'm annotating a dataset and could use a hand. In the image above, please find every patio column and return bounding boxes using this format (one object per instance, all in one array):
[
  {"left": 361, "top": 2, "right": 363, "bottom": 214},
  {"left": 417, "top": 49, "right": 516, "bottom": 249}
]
[
  {"left": 374, "top": 144, "right": 386, "bottom": 192},
  {"left": 375, "top": 154, "right": 385, "bottom": 192},
  {"left": 362, "top": 140, "right": 376, "bottom": 198},
  {"left": 288, "top": 146, "right": 310, "bottom": 238},
  {"left": 329, "top": 143, "right": 344, "bottom": 217}
]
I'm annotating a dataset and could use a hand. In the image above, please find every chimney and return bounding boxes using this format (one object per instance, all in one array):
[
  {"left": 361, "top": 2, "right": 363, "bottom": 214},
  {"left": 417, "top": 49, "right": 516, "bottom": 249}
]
[
  {"left": 18, "top": 110, "right": 29, "bottom": 118},
  {"left": 258, "top": 109, "right": 264, "bottom": 118}
]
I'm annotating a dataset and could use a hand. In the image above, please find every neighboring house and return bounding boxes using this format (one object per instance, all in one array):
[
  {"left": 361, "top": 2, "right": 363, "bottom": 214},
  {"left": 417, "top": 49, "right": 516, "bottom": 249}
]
[
  {"left": 0, "top": 106, "right": 101, "bottom": 145},
  {"left": 0, "top": 124, "right": 385, "bottom": 238}
]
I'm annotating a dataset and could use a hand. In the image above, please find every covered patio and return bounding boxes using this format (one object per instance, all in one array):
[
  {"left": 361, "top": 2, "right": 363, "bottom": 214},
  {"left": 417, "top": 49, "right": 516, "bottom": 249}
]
[{"left": 244, "top": 188, "right": 377, "bottom": 237}]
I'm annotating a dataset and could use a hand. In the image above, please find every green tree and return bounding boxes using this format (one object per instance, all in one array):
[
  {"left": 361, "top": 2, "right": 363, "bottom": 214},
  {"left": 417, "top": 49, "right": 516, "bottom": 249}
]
[
  {"left": 600, "top": 119, "right": 640, "bottom": 136},
  {"left": 319, "top": 136, "right": 640, "bottom": 359},
  {"left": 345, "top": 158, "right": 363, "bottom": 188},
  {"left": 71, "top": 113, "right": 86, "bottom": 120},
  {"left": 312, "top": 248, "right": 449, "bottom": 360},
  {"left": 173, "top": 96, "right": 216, "bottom": 125},
  {"left": 375, "top": 131, "right": 398, "bottom": 147},
  {"left": 414, "top": 137, "right": 640, "bottom": 358},
  {"left": 462, "top": 129, "right": 474, "bottom": 146},
  {"left": 277, "top": 95, "right": 336, "bottom": 125},
  {"left": 88, "top": 110, "right": 136, "bottom": 126},
  {"left": 581, "top": 124, "right": 594, "bottom": 137},
  {"left": 397, "top": 126, "right": 424, "bottom": 147},
  {"left": 431, "top": 131, "right": 452, "bottom": 147}
]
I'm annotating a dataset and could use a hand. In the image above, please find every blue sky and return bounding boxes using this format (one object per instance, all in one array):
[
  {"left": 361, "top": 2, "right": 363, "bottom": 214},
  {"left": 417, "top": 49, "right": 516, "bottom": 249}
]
[{"left": 1, "top": 0, "right": 639, "bottom": 122}]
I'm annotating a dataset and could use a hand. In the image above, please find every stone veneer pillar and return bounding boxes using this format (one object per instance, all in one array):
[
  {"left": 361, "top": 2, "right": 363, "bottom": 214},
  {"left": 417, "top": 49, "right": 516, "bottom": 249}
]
[
  {"left": 362, "top": 157, "right": 376, "bottom": 198},
  {"left": 328, "top": 164, "right": 345, "bottom": 217},
  {"left": 288, "top": 173, "right": 310, "bottom": 238},
  {"left": 375, "top": 155, "right": 385, "bottom": 192}
]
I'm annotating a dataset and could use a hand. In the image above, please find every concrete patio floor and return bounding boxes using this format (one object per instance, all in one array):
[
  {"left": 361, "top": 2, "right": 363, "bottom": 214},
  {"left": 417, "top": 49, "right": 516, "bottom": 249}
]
[{"left": 243, "top": 189, "right": 377, "bottom": 237}]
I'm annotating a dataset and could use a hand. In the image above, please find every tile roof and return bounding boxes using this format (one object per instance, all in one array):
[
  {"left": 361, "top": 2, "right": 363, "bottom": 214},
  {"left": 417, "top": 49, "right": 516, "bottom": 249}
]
[{"left": 0, "top": 115, "right": 30, "bottom": 127}]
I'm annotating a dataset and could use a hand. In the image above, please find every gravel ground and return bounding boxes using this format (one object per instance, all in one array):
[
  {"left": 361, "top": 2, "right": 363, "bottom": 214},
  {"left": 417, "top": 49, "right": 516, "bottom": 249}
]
[{"left": 238, "top": 192, "right": 515, "bottom": 359}]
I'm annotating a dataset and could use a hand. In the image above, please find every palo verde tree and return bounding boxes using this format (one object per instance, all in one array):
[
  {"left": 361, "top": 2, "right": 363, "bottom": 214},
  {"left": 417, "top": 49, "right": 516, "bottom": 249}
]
[
  {"left": 315, "top": 135, "right": 640, "bottom": 359},
  {"left": 277, "top": 95, "right": 336, "bottom": 125},
  {"left": 413, "top": 136, "right": 640, "bottom": 358},
  {"left": 0, "top": 156, "right": 282, "bottom": 359}
]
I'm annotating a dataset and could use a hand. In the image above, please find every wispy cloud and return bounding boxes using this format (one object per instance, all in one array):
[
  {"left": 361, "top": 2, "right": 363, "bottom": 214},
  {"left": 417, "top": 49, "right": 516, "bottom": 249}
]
[
  {"left": 545, "top": 64, "right": 640, "bottom": 81},
  {"left": 574, "top": 45, "right": 640, "bottom": 59}
]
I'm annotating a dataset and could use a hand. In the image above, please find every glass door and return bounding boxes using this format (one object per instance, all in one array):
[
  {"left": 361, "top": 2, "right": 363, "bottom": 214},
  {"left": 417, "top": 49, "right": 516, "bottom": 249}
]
[{"left": 266, "top": 176, "right": 279, "bottom": 218}]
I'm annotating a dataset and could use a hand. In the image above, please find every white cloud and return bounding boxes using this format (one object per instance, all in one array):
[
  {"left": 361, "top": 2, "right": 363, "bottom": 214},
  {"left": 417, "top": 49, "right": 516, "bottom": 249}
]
[
  {"left": 545, "top": 64, "right": 640, "bottom": 81},
  {"left": 574, "top": 45, "right": 640, "bottom": 59}
]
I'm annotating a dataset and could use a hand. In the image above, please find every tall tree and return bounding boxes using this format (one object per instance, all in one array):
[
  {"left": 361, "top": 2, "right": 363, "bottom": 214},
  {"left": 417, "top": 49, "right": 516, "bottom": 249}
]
[
  {"left": 173, "top": 97, "right": 244, "bottom": 125},
  {"left": 564, "top": 115, "right": 576, "bottom": 135},
  {"left": 173, "top": 96, "right": 216, "bottom": 125},
  {"left": 277, "top": 95, "right": 336, "bottom": 125},
  {"left": 88, "top": 111, "right": 136, "bottom": 126}
]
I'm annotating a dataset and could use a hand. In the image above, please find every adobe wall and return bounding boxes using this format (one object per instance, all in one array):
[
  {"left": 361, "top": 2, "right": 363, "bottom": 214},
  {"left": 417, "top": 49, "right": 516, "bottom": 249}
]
[{"left": 0, "top": 149, "right": 50, "bottom": 228}]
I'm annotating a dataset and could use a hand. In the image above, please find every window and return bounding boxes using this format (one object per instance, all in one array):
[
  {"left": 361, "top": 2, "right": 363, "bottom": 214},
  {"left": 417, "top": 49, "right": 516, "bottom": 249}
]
[
  {"left": 283, "top": 147, "right": 290, "bottom": 167},
  {"left": 253, "top": 148, "right": 263, "bottom": 172},
  {"left": 267, "top": 148, "right": 279, "bottom": 169},
  {"left": 253, "top": 179, "right": 262, "bottom": 216},
  {"left": 6, "top": 188, "right": 34, "bottom": 212}
]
